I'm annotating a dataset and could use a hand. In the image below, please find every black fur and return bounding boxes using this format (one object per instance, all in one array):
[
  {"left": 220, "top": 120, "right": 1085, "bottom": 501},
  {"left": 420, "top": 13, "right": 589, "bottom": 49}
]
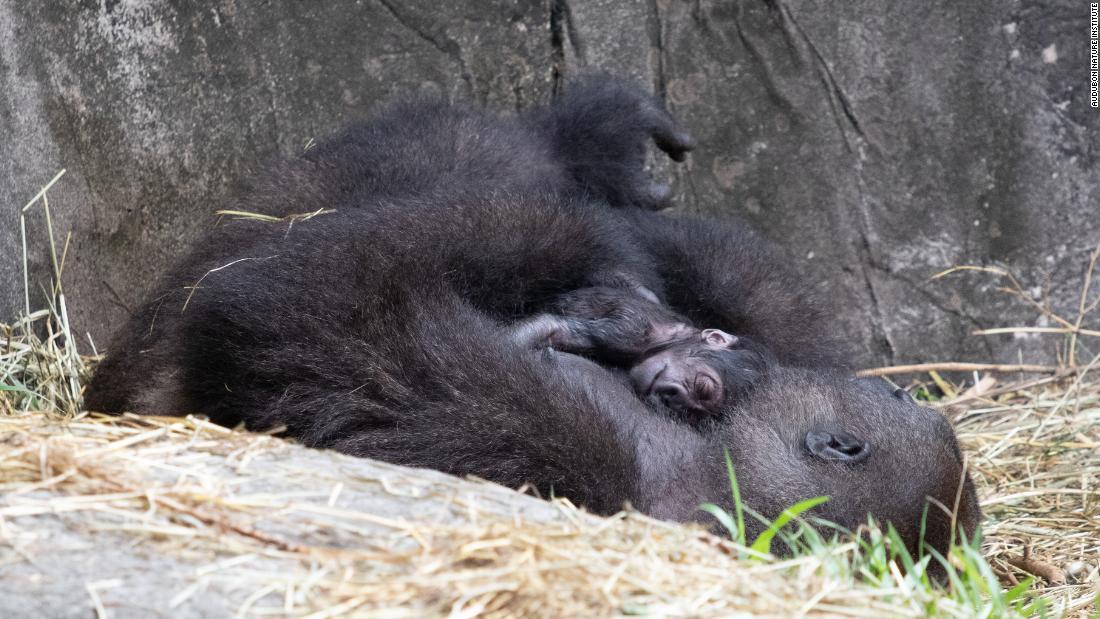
[
  {"left": 624, "top": 209, "right": 850, "bottom": 369},
  {"left": 85, "top": 76, "right": 978, "bottom": 554},
  {"left": 518, "top": 286, "right": 772, "bottom": 424},
  {"left": 527, "top": 74, "right": 695, "bottom": 209}
]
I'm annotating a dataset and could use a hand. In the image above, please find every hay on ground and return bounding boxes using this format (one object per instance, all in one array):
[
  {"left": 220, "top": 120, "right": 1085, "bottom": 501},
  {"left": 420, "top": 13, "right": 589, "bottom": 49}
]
[
  {"left": 3, "top": 174, "right": 1097, "bottom": 616},
  {"left": 1, "top": 311, "right": 1098, "bottom": 617}
]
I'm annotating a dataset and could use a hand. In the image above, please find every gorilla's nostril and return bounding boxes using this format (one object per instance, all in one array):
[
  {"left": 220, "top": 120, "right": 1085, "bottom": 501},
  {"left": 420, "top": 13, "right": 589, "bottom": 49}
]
[
  {"left": 655, "top": 384, "right": 686, "bottom": 408},
  {"left": 656, "top": 385, "right": 680, "bottom": 402},
  {"left": 805, "top": 430, "right": 871, "bottom": 463}
]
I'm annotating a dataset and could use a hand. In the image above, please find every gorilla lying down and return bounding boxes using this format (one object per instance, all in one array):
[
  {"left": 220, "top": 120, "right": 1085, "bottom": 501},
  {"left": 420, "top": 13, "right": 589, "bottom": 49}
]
[{"left": 85, "top": 76, "right": 979, "bottom": 556}]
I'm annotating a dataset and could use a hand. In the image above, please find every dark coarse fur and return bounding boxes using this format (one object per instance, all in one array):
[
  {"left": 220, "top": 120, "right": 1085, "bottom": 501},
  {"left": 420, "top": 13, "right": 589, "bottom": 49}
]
[
  {"left": 622, "top": 209, "right": 849, "bottom": 370},
  {"left": 85, "top": 76, "right": 979, "bottom": 554}
]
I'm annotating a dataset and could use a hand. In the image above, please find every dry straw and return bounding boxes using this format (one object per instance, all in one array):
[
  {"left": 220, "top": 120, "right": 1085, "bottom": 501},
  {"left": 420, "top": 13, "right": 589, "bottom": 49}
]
[{"left": 1, "top": 174, "right": 1097, "bottom": 617}]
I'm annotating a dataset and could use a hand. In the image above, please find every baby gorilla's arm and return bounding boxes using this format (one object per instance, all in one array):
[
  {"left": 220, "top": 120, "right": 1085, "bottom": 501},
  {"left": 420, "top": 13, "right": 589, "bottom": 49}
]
[
  {"left": 545, "top": 286, "right": 696, "bottom": 363},
  {"left": 508, "top": 286, "right": 690, "bottom": 361}
]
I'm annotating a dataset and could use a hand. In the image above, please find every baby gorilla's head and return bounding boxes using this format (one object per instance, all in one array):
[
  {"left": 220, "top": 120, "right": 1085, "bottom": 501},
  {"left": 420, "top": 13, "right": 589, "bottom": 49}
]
[{"left": 629, "top": 329, "right": 771, "bottom": 423}]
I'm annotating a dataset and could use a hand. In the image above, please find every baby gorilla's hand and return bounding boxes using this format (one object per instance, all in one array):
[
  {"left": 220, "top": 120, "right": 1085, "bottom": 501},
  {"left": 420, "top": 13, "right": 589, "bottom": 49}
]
[
  {"left": 549, "top": 286, "right": 693, "bottom": 363},
  {"left": 508, "top": 314, "right": 598, "bottom": 353}
]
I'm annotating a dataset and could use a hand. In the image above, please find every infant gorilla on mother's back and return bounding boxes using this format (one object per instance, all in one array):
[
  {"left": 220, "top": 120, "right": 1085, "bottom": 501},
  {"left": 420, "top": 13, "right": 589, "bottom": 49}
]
[{"left": 85, "top": 76, "right": 978, "bottom": 555}]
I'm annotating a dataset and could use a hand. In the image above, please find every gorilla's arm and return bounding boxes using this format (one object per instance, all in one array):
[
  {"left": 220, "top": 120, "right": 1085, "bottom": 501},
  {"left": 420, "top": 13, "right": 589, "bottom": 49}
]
[
  {"left": 524, "top": 77, "right": 845, "bottom": 368},
  {"left": 85, "top": 192, "right": 665, "bottom": 415},
  {"left": 525, "top": 73, "right": 694, "bottom": 210}
]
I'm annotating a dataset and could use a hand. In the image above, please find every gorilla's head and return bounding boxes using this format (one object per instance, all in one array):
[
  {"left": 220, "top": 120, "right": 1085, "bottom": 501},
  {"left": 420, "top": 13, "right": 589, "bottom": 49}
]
[{"left": 639, "top": 367, "right": 980, "bottom": 557}]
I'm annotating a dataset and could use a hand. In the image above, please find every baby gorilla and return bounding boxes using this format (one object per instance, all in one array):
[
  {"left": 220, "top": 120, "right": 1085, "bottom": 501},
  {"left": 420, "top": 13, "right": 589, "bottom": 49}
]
[{"left": 513, "top": 287, "right": 770, "bottom": 424}]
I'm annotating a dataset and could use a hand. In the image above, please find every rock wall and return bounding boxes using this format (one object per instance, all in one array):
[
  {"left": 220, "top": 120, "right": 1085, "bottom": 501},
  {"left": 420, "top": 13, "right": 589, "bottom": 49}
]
[{"left": 2, "top": 0, "right": 1096, "bottom": 367}]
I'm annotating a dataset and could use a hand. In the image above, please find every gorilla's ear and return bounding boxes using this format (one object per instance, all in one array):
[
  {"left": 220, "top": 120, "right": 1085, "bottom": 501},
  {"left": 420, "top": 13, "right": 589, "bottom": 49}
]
[{"left": 701, "top": 329, "right": 738, "bottom": 348}]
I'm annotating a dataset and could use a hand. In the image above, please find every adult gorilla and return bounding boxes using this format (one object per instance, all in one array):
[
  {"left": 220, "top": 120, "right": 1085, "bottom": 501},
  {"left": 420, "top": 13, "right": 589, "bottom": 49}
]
[{"left": 86, "top": 77, "right": 979, "bottom": 555}]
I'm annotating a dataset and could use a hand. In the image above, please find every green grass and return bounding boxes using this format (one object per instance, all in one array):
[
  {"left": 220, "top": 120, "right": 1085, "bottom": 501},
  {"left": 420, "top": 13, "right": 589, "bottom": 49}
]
[
  {"left": 0, "top": 381, "right": 42, "bottom": 411},
  {"left": 912, "top": 384, "right": 944, "bottom": 402},
  {"left": 699, "top": 457, "right": 1053, "bottom": 618}
]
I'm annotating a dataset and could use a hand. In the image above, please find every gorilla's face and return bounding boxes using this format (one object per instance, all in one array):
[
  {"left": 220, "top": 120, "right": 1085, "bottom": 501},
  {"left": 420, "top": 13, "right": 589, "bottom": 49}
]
[
  {"left": 628, "top": 330, "right": 770, "bottom": 425},
  {"left": 644, "top": 367, "right": 979, "bottom": 556},
  {"left": 730, "top": 368, "right": 978, "bottom": 553},
  {"left": 547, "top": 351, "right": 978, "bottom": 557}
]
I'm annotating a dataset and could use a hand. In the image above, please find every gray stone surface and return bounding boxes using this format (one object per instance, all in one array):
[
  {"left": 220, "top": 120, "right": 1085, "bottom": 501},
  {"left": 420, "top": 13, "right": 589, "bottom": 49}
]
[
  {"left": 2, "top": 0, "right": 1097, "bottom": 367},
  {"left": 0, "top": 436, "right": 581, "bottom": 618}
]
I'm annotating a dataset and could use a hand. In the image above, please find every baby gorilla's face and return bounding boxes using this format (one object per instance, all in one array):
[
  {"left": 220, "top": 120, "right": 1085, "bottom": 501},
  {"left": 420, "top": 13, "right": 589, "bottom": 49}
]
[{"left": 629, "top": 329, "right": 765, "bottom": 423}]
